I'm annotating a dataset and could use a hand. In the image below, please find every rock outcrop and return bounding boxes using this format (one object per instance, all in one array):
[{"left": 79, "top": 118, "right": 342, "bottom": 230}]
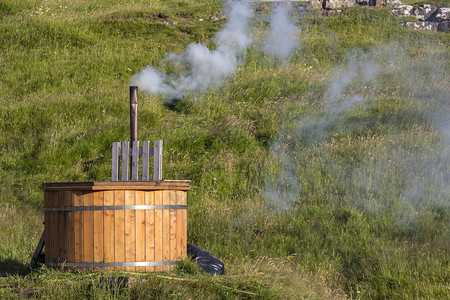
[
  {"left": 324, "top": 0, "right": 357, "bottom": 9},
  {"left": 393, "top": 4, "right": 450, "bottom": 33}
]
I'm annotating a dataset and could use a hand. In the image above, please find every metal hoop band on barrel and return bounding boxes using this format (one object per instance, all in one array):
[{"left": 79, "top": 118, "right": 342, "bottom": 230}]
[
  {"left": 45, "top": 205, "right": 187, "bottom": 212},
  {"left": 45, "top": 261, "right": 179, "bottom": 268}
]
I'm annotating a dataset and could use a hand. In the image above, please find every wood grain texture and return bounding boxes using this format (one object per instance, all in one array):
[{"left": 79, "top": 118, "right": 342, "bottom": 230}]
[
  {"left": 162, "top": 191, "right": 170, "bottom": 271},
  {"left": 82, "top": 191, "right": 94, "bottom": 263},
  {"left": 142, "top": 141, "right": 150, "bottom": 181},
  {"left": 131, "top": 141, "right": 139, "bottom": 181},
  {"left": 124, "top": 190, "right": 136, "bottom": 271},
  {"left": 93, "top": 191, "right": 104, "bottom": 264},
  {"left": 169, "top": 191, "right": 177, "bottom": 267},
  {"left": 44, "top": 192, "right": 51, "bottom": 264},
  {"left": 51, "top": 191, "right": 58, "bottom": 264},
  {"left": 145, "top": 191, "right": 155, "bottom": 272},
  {"left": 121, "top": 142, "right": 129, "bottom": 181},
  {"left": 44, "top": 184, "right": 188, "bottom": 271},
  {"left": 73, "top": 191, "right": 83, "bottom": 263},
  {"left": 154, "top": 191, "right": 163, "bottom": 271},
  {"left": 136, "top": 190, "right": 146, "bottom": 271},
  {"left": 66, "top": 191, "right": 75, "bottom": 264},
  {"left": 43, "top": 180, "right": 191, "bottom": 191},
  {"left": 114, "top": 190, "right": 125, "bottom": 271},
  {"left": 112, "top": 142, "right": 120, "bottom": 181},
  {"left": 176, "top": 191, "right": 183, "bottom": 261},
  {"left": 103, "top": 191, "right": 114, "bottom": 268},
  {"left": 179, "top": 191, "right": 187, "bottom": 259}
]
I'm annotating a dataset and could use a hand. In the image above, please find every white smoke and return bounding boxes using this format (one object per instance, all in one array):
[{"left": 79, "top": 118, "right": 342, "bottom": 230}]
[
  {"left": 130, "top": 2, "right": 253, "bottom": 101},
  {"left": 264, "top": 43, "right": 450, "bottom": 220},
  {"left": 263, "top": 4, "right": 300, "bottom": 59}
]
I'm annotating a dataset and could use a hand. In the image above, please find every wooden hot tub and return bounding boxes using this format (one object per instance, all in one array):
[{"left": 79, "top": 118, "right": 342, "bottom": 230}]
[{"left": 43, "top": 180, "right": 190, "bottom": 271}]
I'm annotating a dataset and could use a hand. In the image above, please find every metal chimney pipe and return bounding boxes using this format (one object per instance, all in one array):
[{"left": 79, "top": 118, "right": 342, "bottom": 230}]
[{"left": 130, "top": 86, "right": 139, "bottom": 144}]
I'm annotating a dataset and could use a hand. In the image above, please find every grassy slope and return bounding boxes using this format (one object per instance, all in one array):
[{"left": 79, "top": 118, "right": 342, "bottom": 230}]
[{"left": 1, "top": 0, "right": 449, "bottom": 299}]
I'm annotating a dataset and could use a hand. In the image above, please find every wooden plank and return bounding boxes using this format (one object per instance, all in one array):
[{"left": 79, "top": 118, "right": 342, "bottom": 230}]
[
  {"left": 66, "top": 191, "right": 75, "bottom": 264},
  {"left": 179, "top": 191, "right": 187, "bottom": 260},
  {"left": 154, "top": 191, "right": 163, "bottom": 271},
  {"left": 176, "top": 191, "right": 183, "bottom": 261},
  {"left": 135, "top": 190, "right": 146, "bottom": 271},
  {"left": 58, "top": 191, "right": 69, "bottom": 264},
  {"left": 43, "top": 180, "right": 191, "bottom": 191},
  {"left": 73, "top": 191, "right": 83, "bottom": 263},
  {"left": 112, "top": 142, "right": 120, "bottom": 181},
  {"left": 114, "top": 190, "right": 125, "bottom": 271},
  {"left": 103, "top": 191, "right": 115, "bottom": 269},
  {"left": 131, "top": 141, "right": 139, "bottom": 181},
  {"left": 82, "top": 191, "right": 94, "bottom": 263},
  {"left": 44, "top": 192, "right": 50, "bottom": 264},
  {"left": 153, "top": 140, "right": 163, "bottom": 181},
  {"left": 169, "top": 190, "right": 177, "bottom": 268},
  {"left": 52, "top": 191, "right": 59, "bottom": 264},
  {"left": 142, "top": 141, "right": 150, "bottom": 181},
  {"left": 162, "top": 191, "right": 170, "bottom": 270},
  {"left": 121, "top": 141, "right": 130, "bottom": 181},
  {"left": 124, "top": 190, "right": 136, "bottom": 271},
  {"left": 93, "top": 191, "right": 104, "bottom": 264},
  {"left": 145, "top": 191, "right": 155, "bottom": 272}
]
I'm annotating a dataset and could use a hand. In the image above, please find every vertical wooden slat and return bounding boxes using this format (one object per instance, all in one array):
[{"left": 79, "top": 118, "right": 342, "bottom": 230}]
[
  {"left": 169, "top": 191, "right": 177, "bottom": 269},
  {"left": 50, "top": 192, "right": 58, "bottom": 264},
  {"left": 154, "top": 191, "right": 163, "bottom": 271},
  {"left": 153, "top": 140, "right": 163, "bottom": 181},
  {"left": 44, "top": 191, "right": 51, "bottom": 264},
  {"left": 131, "top": 141, "right": 139, "bottom": 181},
  {"left": 135, "top": 191, "right": 146, "bottom": 271},
  {"left": 112, "top": 142, "right": 121, "bottom": 181},
  {"left": 114, "top": 190, "right": 125, "bottom": 271},
  {"left": 125, "top": 190, "right": 136, "bottom": 271},
  {"left": 121, "top": 141, "right": 130, "bottom": 181},
  {"left": 142, "top": 141, "right": 150, "bottom": 181},
  {"left": 93, "top": 191, "right": 104, "bottom": 265},
  {"left": 145, "top": 191, "right": 155, "bottom": 272},
  {"left": 103, "top": 191, "right": 114, "bottom": 269},
  {"left": 162, "top": 191, "right": 170, "bottom": 270},
  {"left": 82, "top": 192, "right": 94, "bottom": 264},
  {"left": 66, "top": 191, "right": 75, "bottom": 264},
  {"left": 58, "top": 191, "right": 65, "bottom": 263},
  {"left": 179, "top": 191, "right": 187, "bottom": 260},
  {"left": 73, "top": 191, "right": 83, "bottom": 263},
  {"left": 176, "top": 191, "right": 183, "bottom": 261}
]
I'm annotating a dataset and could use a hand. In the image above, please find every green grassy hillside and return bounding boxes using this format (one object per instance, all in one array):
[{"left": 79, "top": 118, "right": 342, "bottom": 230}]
[{"left": 0, "top": 0, "right": 449, "bottom": 298}]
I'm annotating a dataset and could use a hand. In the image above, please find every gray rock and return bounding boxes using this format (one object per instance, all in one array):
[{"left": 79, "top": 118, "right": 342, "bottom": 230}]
[
  {"left": 401, "top": 21, "right": 438, "bottom": 31},
  {"left": 322, "top": 9, "right": 343, "bottom": 16},
  {"left": 369, "top": 0, "right": 383, "bottom": 7},
  {"left": 324, "top": 0, "right": 357, "bottom": 9},
  {"left": 412, "top": 4, "right": 438, "bottom": 21},
  {"left": 392, "top": 5, "right": 414, "bottom": 17},
  {"left": 427, "top": 7, "right": 450, "bottom": 22},
  {"left": 306, "top": 0, "right": 323, "bottom": 9},
  {"left": 437, "top": 20, "right": 450, "bottom": 32},
  {"left": 386, "top": 0, "right": 402, "bottom": 7}
]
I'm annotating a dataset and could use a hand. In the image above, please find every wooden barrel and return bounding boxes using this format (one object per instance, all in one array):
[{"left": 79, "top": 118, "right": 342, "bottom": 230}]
[{"left": 43, "top": 181, "right": 190, "bottom": 271}]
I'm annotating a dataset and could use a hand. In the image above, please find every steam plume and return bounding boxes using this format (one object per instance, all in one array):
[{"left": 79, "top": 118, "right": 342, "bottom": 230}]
[
  {"left": 130, "top": 2, "right": 253, "bottom": 101},
  {"left": 265, "top": 44, "right": 449, "bottom": 218},
  {"left": 263, "top": 3, "right": 300, "bottom": 59}
]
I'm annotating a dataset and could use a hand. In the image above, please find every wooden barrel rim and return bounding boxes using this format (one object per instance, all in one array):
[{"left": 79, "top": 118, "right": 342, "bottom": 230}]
[{"left": 45, "top": 205, "right": 187, "bottom": 212}]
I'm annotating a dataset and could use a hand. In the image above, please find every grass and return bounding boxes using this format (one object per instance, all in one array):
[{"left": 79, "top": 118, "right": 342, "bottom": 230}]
[{"left": 1, "top": 0, "right": 449, "bottom": 298}]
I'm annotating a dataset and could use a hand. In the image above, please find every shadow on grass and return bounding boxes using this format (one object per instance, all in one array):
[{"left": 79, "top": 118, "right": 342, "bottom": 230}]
[{"left": 0, "top": 258, "right": 31, "bottom": 276}]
